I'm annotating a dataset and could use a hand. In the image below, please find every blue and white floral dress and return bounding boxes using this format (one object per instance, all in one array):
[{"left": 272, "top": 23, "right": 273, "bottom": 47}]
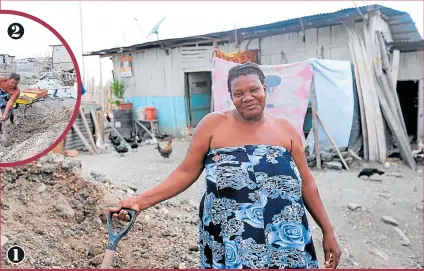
[
  {"left": 199, "top": 145, "right": 319, "bottom": 269},
  {"left": 0, "top": 88, "right": 13, "bottom": 119}
]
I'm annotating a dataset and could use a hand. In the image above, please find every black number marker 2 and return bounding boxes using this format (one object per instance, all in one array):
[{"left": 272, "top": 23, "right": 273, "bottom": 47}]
[{"left": 7, "top": 23, "right": 24, "bottom": 40}]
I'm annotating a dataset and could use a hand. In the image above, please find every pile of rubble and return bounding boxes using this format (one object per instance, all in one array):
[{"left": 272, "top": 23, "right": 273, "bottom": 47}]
[
  {"left": 0, "top": 100, "right": 75, "bottom": 163},
  {"left": 305, "top": 147, "right": 360, "bottom": 170},
  {"left": 1, "top": 153, "right": 200, "bottom": 269}
]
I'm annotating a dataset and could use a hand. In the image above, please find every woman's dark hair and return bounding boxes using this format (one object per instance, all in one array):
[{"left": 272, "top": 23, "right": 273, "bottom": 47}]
[
  {"left": 227, "top": 62, "right": 265, "bottom": 93},
  {"left": 9, "top": 73, "right": 20, "bottom": 81}
]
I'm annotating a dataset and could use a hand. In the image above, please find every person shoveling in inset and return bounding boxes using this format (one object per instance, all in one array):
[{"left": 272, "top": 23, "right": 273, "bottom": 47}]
[{"left": 0, "top": 73, "right": 20, "bottom": 145}]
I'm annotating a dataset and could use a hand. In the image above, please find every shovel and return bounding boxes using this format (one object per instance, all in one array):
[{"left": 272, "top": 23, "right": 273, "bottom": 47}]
[{"left": 100, "top": 208, "right": 137, "bottom": 269}]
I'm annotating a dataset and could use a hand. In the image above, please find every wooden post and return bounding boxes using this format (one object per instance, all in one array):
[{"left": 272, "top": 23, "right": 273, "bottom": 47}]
[
  {"left": 310, "top": 79, "right": 321, "bottom": 169},
  {"left": 390, "top": 49, "right": 400, "bottom": 88},
  {"left": 376, "top": 31, "right": 408, "bottom": 138},
  {"left": 316, "top": 111, "right": 350, "bottom": 170},
  {"left": 97, "top": 111, "right": 105, "bottom": 141},
  {"left": 90, "top": 109, "right": 102, "bottom": 147},
  {"left": 303, "top": 129, "right": 313, "bottom": 149},
  {"left": 375, "top": 77, "right": 417, "bottom": 169}
]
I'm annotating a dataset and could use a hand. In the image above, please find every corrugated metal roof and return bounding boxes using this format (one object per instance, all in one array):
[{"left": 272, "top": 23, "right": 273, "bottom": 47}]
[
  {"left": 391, "top": 40, "right": 424, "bottom": 52},
  {"left": 84, "top": 4, "right": 421, "bottom": 56}
]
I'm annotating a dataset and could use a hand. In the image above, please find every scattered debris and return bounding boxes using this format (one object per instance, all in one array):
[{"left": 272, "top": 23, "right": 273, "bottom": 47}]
[
  {"left": 1, "top": 236, "right": 8, "bottom": 248},
  {"left": 370, "top": 249, "right": 389, "bottom": 261},
  {"left": 320, "top": 151, "right": 334, "bottom": 162},
  {"left": 348, "top": 203, "right": 362, "bottom": 211},
  {"left": 382, "top": 216, "right": 399, "bottom": 226},
  {"left": 377, "top": 193, "right": 390, "bottom": 199},
  {"left": 368, "top": 176, "right": 383, "bottom": 182},
  {"left": 387, "top": 172, "right": 403, "bottom": 178},
  {"left": 323, "top": 161, "right": 343, "bottom": 170},
  {"left": 393, "top": 227, "right": 411, "bottom": 246}
]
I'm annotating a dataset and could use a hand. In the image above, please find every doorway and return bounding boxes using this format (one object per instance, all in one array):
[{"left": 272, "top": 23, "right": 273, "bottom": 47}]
[
  {"left": 185, "top": 72, "right": 212, "bottom": 127},
  {"left": 396, "top": 80, "right": 419, "bottom": 139}
]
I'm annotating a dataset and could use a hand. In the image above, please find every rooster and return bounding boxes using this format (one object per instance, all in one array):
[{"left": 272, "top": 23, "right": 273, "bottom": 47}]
[{"left": 156, "top": 138, "right": 173, "bottom": 159}]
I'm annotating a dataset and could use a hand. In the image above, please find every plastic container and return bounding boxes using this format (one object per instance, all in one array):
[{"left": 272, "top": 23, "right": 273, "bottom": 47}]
[
  {"left": 144, "top": 106, "right": 156, "bottom": 121},
  {"left": 137, "top": 107, "right": 146, "bottom": 120}
]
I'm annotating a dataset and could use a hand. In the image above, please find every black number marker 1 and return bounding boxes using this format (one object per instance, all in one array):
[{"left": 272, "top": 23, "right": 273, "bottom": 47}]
[{"left": 7, "top": 245, "right": 25, "bottom": 264}]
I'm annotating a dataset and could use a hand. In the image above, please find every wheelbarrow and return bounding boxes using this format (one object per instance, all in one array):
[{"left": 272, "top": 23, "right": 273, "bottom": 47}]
[
  {"left": 101, "top": 208, "right": 137, "bottom": 269},
  {"left": 13, "top": 89, "right": 49, "bottom": 116}
]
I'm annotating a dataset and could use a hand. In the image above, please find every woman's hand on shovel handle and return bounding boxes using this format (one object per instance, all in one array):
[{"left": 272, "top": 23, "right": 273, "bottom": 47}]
[{"left": 109, "top": 196, "right": 148, "bottom": 221}]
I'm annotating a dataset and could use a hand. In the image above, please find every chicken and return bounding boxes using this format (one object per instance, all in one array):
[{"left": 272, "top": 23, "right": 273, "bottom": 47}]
[
  {"left": 135, "top": 135, "right": 142, "bottom": 144},
  {"left": 111, "top": 136, "right": 121, "bottom": 146},
  {"left": 156, "top": 138, "right": 173, "bottom": 159},
  {"left": 124, "top": 132, "right": 136, "bottom": 143},
  {"left": 109, "top": 132, "right": 120, "bottom": 145},
  {"left": 357, "top": 168, "right": 384, "bottom": 178},
  {"left": 114, "top": 142, "right": 128, "bottom": 156},
  {"left": 130, "top": 141, "right": 139, "bottom": 151}
]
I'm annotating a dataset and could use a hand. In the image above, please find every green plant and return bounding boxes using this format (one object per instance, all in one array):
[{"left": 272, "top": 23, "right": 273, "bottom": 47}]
[{"left": 108, "top": 79, "right": 127, "bottom": 106}]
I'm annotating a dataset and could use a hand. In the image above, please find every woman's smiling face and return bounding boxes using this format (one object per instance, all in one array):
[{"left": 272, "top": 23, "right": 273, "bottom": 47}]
[{"left": 230, "top": 74, "right": 267, "bottom": 120}]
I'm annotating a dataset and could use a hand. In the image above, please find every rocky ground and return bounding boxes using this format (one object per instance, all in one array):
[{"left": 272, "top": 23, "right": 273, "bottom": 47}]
[
  {"left": 1, "top": 141, "right": 423, "bottom": 269},
  {"left": 1, "top": 153, "right": 200, "bottom": 269},
  {"left": 0, "top": 99, "right": 75, "bottom": 163}
]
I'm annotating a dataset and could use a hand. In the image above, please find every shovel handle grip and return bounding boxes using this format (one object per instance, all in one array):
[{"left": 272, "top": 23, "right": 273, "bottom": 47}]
[{"left": 106, "top": 208, "right": 137, "bottom": 251}]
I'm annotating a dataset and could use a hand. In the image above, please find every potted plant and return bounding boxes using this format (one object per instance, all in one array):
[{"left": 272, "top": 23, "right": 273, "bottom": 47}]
[{"left": 109, "top": 79, "right": 132, "bottom": 110}]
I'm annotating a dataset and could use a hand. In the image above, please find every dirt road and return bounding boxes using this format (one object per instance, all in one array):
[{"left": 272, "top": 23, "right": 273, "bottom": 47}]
[{"left": 75, "top": 140, "right": 424, "bottom": 268}]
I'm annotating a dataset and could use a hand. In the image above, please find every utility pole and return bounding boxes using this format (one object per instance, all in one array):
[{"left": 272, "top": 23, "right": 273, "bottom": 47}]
[{"left": 79, "top": 0, "right": 86, "bottom": 85}]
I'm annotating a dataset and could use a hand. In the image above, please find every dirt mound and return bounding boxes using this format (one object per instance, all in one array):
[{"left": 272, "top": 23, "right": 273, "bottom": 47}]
[
  {"left": 0, "top": 99, "right": 75, "bottom": 163},
  {"left": 1, "top": 154, "right": 200, "bottom": 269}
]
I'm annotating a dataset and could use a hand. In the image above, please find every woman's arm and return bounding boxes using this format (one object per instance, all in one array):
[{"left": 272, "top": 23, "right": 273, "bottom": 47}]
[
  {"left": 110, "top": 112, "right": 223, "bottom": 217},
  {"left": 282, "top": 118, "right": 341, "bottom": 268},
  {"left": 2, "top": 89, "right": 20, "bottom": 117},
  {"left": 286, "top": 124, "right": 333, "bottom": 233}
]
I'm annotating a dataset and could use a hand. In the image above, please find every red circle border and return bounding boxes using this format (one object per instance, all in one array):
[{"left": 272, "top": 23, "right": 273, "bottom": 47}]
[{"left": 0, "top": 10, "right": 82, "bottom": 168}]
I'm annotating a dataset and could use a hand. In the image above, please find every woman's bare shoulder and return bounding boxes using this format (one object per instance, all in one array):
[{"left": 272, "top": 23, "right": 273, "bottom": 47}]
[
  {"left": 268, "top": 114, "right": 299, "bottom": 136},
  {"left": 194, "top": 110, "right": 232, "bottom": 134},
  {"left": 201, "top": 110, "right": 232, "bottom": 124}
]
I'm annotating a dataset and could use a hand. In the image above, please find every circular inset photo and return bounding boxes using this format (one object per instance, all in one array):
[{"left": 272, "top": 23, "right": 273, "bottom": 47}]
[{"left": 0, "top": 10, "right": 81, "bottom": 166}]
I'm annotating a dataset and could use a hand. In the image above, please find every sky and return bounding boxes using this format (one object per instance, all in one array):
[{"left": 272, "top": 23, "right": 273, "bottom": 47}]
[
  {"left": 1, "top": 1, "right": 423, "bottom": 85},
  {"left": 0, "top": 14, "right": 61, "bottom": 59}
]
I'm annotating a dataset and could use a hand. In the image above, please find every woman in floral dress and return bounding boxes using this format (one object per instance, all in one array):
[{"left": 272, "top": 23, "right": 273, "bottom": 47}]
[{"left": 110, "top": 62, "right": 341, "bottom": 269}]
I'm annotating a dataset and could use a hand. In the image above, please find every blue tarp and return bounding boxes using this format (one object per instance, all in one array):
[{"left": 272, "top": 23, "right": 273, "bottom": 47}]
[{"left": 307, "top": 59, "right": 355, "bottom": 152}]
